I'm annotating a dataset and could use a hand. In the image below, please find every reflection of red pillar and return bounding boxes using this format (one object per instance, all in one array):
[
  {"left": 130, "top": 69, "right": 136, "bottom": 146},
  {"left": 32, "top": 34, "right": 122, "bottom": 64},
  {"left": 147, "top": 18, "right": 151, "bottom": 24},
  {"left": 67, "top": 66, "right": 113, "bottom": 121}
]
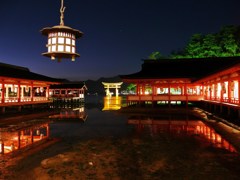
[
  {"left": 204, "top": 126, "right": 206, "bottom": 136},
  {"left": 1, "top": 142, "right": 4, "bottom": 154},
  {"left": 31, "top": 130, "right": 34, "bottom": 143},
  {"left": 18, "top": 131, "right": 21, "bottom": 149},
  {"left": 220, "top": 136, "right": 224, "bottom": 149},
  {"left": 46, "top": 124, "right": 49, "bottom": 137},
  {"left": 210, "top": 130, "right": 213, "bottom": 142}
]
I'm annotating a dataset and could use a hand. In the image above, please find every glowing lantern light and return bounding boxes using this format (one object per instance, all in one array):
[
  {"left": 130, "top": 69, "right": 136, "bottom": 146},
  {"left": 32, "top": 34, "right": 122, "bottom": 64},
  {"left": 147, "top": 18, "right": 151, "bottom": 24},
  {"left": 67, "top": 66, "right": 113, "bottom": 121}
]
[{"left": 40, "top": 0, "right": 83, "bottom": 62}]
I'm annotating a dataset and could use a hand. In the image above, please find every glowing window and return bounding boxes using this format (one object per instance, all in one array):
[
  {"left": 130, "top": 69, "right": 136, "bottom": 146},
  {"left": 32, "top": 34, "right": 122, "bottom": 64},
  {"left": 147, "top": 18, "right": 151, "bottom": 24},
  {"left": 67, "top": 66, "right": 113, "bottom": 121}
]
[
  {"left": 66, "top": 38, "right": 71, "bottom": 45},
  {"left": 72, "top": 47, "right": 75, "bottom": 53},
  {"left": 66, "top": 46, "right": 71, "bottom": 52},
  {"left": 52, "top": 45, "right": 56, "bottom": 52},
  {"left": 52, "top": 38, "right": 56, "bottom": 44},
  {"left": 48, "top": 46, "right": 51, "bottom": 52},
  {"left": 58, "top": 37, "right": 64, "bottom": 44},
  {"left": 48, "top": 38, "right": 51, "bottom": 44},
  {"left": 58, "top": 45, "right": 64, "bottom": 51},
  {"left": 72, "top": 40, "right": 75, "bottom": 45}
]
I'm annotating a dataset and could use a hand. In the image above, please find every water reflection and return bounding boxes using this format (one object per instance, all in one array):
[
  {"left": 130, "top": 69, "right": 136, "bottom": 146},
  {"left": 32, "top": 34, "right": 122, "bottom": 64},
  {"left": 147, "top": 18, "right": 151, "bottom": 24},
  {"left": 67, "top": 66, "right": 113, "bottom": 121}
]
[
  {"left": 0, "top": 120, "right": 50, "bottom": 155},
  {"left": 128, "top": 117, "right": 237, "bottom": 153},
  {"left": 102, "top": 96, "right": 122, "bottom": 111},
  {"left": 49, "top": 106, "right": 88, "bottom": 121}
]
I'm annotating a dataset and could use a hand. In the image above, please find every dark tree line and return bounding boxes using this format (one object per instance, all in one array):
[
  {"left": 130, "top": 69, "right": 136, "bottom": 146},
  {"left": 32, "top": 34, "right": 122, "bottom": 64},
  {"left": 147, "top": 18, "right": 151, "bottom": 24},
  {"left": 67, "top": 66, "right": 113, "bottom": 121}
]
[{"left": 149, "top": 25, "right": 240, "bottom": 59}]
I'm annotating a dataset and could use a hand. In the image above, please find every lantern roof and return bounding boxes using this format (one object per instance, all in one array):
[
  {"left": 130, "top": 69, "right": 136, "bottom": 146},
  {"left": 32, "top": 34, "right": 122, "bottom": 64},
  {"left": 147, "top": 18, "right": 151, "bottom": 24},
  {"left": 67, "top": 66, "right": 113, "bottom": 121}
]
[{"left": 40, "top": 25, "right": 83, "bottom": 39}]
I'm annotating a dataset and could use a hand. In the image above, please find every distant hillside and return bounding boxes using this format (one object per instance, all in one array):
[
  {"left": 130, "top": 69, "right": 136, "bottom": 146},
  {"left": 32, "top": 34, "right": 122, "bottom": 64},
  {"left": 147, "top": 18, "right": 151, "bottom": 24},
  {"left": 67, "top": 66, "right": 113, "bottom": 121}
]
[{"left": 84, "top": 76, "right": 129, "bottom": 95}]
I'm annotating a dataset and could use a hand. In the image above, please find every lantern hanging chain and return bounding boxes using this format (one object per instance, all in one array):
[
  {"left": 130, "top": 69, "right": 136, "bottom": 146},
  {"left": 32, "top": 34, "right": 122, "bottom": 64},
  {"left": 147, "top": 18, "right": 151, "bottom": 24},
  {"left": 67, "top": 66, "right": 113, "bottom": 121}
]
[{"left": 60, "top": 0, "right": 66, "bottom": 26}]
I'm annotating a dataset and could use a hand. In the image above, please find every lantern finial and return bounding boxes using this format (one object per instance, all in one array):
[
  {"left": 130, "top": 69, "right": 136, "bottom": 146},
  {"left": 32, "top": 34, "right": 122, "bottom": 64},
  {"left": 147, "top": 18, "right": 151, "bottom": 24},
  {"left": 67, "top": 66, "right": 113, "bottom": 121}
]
[{"left": 60, "top": 0, "right": 66, "bottom": 26}]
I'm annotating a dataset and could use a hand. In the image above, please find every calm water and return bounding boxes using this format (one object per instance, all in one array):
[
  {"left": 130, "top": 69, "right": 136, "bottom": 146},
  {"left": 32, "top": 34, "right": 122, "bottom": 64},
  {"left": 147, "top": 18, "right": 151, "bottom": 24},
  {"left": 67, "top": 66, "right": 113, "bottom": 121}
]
[{"left": 0, "top": 95, "right": 237, "bottom": 155}]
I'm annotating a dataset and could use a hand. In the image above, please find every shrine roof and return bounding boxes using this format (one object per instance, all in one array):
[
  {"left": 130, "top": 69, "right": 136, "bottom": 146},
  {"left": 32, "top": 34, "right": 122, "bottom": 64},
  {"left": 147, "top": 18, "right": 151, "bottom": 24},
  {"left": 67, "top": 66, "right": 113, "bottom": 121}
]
[
  {"left": 120, "top": 57, "right": 240, "bottom": 82},
  {"left": 0, "top": 62, "right": 63, "bottom": 82},
  {"left": 50, "top": 83, "right": 87, "bottom": 89}
]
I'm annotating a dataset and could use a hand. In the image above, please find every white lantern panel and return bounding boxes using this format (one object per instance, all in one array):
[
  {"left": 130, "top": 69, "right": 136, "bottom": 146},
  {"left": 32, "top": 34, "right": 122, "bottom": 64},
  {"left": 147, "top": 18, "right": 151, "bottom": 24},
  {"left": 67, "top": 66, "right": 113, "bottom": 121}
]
[
  {"left": 48, "top": 38, "right": 51, "bottom": 44},
  {"left": 58, "top": 37, "right": 64, "bottom": 44},
  {"left": 52, "top": 45, "right": 56, "bottom": 52},
  {"left": 66, "top": 46, "right": 71, "bottom": 52},
  {"left": 72, "top": 40, "right": 75, "bottom": 46},
  {"left": 48, "top": 46, "right": 51, "bottom": 52},
  {"left": 58, "top": 45, "right": 64, "bottom": 52},
  {"left": 66, "top": 38, "right": 71, "bottom": 45},
  {"left": 52, "top": 38, "right": 56, "bottom": 44},
  {"left": 72, "top": 47, "right": 75, "bottom": 53}
]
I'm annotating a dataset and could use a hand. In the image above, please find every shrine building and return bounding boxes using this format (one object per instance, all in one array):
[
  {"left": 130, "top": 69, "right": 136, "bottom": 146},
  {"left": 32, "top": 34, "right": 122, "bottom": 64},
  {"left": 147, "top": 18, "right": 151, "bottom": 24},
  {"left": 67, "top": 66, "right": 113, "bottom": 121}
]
[
  {"left": 0, "top": 62, "right": 86, "bottom": 113},
  {"left": 120, "top": 57, "right": 240, "bottom": 114},
  {"left": 49, "top": 83, "right": 87, "bottom": 100}
]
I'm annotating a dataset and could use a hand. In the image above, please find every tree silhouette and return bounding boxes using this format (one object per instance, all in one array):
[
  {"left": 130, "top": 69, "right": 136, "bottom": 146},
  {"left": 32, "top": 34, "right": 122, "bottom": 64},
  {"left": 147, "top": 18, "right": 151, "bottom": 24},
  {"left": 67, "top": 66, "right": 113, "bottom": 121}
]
[{"left": 171, "top": 25, "right": 240, "bottom": 58}]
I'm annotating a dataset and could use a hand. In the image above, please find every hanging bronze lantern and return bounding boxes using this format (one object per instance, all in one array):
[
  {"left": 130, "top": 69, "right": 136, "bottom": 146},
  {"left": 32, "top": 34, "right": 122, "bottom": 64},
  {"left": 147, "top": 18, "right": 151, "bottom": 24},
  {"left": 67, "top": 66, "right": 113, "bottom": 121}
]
[{"left": 40, "top": 0, "right": 83, "bottom": 62}]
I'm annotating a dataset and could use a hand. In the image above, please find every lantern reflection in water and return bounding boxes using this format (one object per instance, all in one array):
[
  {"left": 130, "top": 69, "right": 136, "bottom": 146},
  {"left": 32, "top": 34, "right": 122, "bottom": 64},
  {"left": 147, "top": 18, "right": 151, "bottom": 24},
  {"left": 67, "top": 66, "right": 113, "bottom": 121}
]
[
  {"left": 0, "top": 120, "right": 50, "bottom": 155},
  {"left": 102, "top": 96, "right": 122, "bottom": 111},
  {"left": 128, "top": 118, "right": 237, "bottom": 153}
]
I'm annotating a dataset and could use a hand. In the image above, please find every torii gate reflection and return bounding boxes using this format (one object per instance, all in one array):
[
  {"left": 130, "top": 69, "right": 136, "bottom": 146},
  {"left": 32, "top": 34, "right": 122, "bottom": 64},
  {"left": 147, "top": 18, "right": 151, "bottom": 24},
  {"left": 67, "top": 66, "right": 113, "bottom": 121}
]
[{"left": 102, "top": 82, "right": 123, "bottom": 111}]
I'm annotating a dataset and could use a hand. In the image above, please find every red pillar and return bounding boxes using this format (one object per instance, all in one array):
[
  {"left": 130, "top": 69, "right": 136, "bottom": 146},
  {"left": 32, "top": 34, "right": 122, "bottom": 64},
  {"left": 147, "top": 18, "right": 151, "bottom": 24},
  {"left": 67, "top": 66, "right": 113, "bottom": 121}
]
[
  {"left": 142, "top": 83, "right": 145, "bottom": 95},
  {"left": 152, "top": 83, "right": 155, "bottom": 95},
  {"left": 209, "top": 85, "right": 212, "bottom": 100},
  {"left": 168, "top": 83, "right": 171, "bottom": 106},
  {"left": 184, "top": 83, "right": 188, "bottom": 108},
  {"left": 31, "top": 82, "right": 34, "bottom": 102},
  {"left": 1, "top": 81, "right": 5, "bottom": 103},
  {"left": 46, "top": 86, "right": 49, "bottom": 99},
  {"left": 18, "top": 131, "right": 21, "bottom": 149},
  {"left": 238, "top": 79, "right": 240, "bottom": 105},
  {"left": 18, "top": 82, "right": 21, "bottom": 102},
  {"left": 228, "top": 81, "right": 231, "bottom": 103},
  {"left": 220, "top": 82, "right": 223, "bottom": 102}
]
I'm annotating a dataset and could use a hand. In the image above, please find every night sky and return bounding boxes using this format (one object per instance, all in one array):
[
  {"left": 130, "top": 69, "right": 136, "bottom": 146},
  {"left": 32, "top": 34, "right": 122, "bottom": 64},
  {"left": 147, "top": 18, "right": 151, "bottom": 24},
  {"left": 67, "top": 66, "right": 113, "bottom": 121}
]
[{"left": 0, "top": 0, "right": 240, "bottom": 81}]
